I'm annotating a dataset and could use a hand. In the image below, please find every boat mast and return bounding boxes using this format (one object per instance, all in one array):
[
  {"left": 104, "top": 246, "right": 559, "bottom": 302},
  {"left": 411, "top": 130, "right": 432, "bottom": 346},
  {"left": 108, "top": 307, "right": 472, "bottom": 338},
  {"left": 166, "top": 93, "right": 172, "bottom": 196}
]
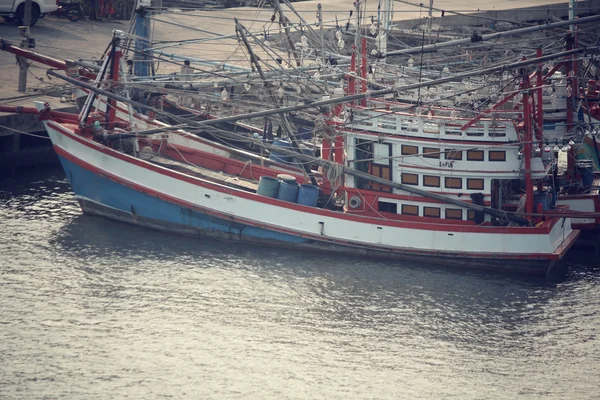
[
  {"left": 355, "top": 1, "right": 368, "bottom": 106},
  {"left": 235, "top": 19, "right": 318, "bottom": 185},
  {"left": 377, "top": 0, "right": 393, "bottom": 63},
  {"left": 522, "top": 73, "right": 534, "bottom": 217},
  {"left": 536, "top": 46, "right": 545, "bottom": 193},
  {"left": 269, "top": 0, "right": 301, "bottom": 67}
]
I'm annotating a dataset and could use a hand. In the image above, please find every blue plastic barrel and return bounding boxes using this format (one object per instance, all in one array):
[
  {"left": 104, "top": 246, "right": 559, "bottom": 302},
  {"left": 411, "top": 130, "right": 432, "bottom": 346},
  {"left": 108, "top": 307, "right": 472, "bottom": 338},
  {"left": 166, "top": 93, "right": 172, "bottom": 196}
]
[
  {"left": 257, "top": 176, "right": 280, "bottom": 198},
  {"left": 297, "top": 184, "right": 319, "bottom": 207},
  {"left": 269, "top": 140, "right": 294, "bottom": 164},
  {"left": 277, "top": 181, "right": 299, "bottom": 203},
  {"left": 534, "top": 191, "right": 549, "bottom": 212}
]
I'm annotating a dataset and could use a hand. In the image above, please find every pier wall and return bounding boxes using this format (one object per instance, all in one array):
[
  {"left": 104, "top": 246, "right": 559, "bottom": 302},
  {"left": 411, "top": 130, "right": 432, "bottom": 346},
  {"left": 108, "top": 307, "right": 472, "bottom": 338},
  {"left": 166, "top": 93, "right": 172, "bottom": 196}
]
[
  {"left": 0, "top": 107, "right": 76, "bottom": 174},
  {"left": 394, "top": 0, "right": 600, "bottom": 29}
]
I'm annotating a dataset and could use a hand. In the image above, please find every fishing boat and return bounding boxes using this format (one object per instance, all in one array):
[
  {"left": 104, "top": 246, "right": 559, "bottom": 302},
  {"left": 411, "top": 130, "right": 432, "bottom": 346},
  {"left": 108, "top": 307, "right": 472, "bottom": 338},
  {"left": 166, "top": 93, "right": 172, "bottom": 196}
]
[
  {"left": 34, "top": 98, "right": 578, "bottom": 277},
  {"left": 23, "top": 24, "right": 582, "bottom": 278}
]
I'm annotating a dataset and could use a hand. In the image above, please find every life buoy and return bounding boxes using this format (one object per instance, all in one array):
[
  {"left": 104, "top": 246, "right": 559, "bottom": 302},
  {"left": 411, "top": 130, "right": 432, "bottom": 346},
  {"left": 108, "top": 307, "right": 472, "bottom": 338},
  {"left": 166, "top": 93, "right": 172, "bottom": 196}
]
[{"left": 348, "top": 195, "right": 362, "bottom": 209}]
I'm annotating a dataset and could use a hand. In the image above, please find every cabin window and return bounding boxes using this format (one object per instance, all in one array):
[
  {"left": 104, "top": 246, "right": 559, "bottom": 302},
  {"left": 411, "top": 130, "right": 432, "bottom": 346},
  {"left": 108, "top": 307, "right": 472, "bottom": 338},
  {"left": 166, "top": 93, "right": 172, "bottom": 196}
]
[
  {"left": 422, "top": 147, "right": 440, "bottom": 159},
  {"left": 401, "top": 204, "right": 419, "bottom": 216},
  {"left": 401, "top": 173, "right": 419, "bottom": 185},
  {"left": 445, "top": 149, "right": 463, "bottom": 160},
  {"left": 423, "top": 175, "right": 441, "bottom": 188},
  {"left": 370, "top": 165, "right": 392, "bottom": 193},
  {"left": 489, "top": 150, "right": 506, "bottom": 162},
  {"left": 373, "top": 143, "right": 391, "bottom": 165},
  {"left": 445, "top": 208, "right": 463, "bottom": 220},
  {"left": 378, "top": 201, "right": 397, "bottom": 214},
  {"left": 401, "top": 145, "right": 418, "bottom": 155},
  {"left": 423, "top": 207, "right": 441, "bottom": 218},
  {"left": 467, "top": 210, "right": 476, "bottom": 221},
  {"left": 467, "top": 178, "right": 484, "bottom": 190},
  {"left": 445, "top": 177, "right": 462, "bottom": 189},
  {"left": 466, "top": 150, "right": 484, "bottom": 161}
]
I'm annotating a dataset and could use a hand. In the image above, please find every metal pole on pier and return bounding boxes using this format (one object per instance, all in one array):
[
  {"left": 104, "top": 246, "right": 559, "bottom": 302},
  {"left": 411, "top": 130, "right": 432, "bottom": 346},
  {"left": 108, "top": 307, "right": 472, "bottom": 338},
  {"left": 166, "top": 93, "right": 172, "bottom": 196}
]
[
  {"left": 133, "top": 0, "right": 152, "bottom": 77},
  {"left": 569, "top": 0, "right": 575, "bottom": 32},
  {"left": 17, "top": 0, "right": 32, "bottom": 93},
  {"left": 427, "top": 0, "right": 433, "bottom": 42}
]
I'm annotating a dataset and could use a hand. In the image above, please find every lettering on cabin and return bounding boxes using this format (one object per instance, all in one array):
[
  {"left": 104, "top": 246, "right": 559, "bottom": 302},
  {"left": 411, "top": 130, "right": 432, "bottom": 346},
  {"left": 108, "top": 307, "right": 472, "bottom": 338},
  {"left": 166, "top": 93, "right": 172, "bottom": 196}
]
[{"left": 439, "top": 160, "right": 455, "bottom": 168}]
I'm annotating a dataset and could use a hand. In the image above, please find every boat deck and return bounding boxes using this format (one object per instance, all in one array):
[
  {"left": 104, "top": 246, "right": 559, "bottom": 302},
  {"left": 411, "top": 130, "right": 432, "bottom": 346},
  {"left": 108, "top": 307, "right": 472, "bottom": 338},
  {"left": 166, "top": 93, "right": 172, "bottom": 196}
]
[{"left": 144, "top": 153, "right": 259, "bottom": 192}]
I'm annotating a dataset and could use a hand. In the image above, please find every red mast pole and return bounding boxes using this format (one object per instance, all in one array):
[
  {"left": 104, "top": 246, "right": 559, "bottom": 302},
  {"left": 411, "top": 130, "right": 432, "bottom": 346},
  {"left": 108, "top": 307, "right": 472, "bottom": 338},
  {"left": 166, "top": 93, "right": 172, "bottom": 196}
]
[{"left": 522, "top": 74, "right": 534, "bottom": 218}]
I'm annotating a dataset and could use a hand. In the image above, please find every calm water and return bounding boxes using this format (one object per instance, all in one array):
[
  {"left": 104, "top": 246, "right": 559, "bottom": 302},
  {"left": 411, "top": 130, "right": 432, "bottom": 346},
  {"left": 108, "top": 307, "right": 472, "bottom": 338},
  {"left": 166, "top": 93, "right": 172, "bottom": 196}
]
[{"left": 1, "top": 168, "right": 599, "bottom": 399}]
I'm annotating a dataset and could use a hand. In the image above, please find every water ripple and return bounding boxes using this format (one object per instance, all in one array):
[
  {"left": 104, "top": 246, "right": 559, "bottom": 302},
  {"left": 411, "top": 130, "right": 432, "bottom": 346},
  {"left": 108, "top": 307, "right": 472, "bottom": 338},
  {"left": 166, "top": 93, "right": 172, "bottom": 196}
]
[{"left": 1, "top": 168, "right": 599, "bottom": 399}]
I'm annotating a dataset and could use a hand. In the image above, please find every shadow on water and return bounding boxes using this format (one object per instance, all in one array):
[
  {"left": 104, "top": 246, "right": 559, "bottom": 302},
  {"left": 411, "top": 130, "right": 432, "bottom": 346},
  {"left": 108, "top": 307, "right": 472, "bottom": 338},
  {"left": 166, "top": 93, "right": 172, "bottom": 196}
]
[{"left": 49, "top": 211, "right": 552, "bottom": 284}]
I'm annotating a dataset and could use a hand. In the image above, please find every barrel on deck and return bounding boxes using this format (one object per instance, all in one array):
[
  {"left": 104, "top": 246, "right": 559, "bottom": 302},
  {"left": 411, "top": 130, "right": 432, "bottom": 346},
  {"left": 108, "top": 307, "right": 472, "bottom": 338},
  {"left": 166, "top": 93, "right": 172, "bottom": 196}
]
[
  {"left": 269, "top": 139, "right": 294, "bottom": 164},
  {"left": 257, "top": 176, "right": 280, "bottom": 198},
  {"left": 277, "top": 181, "right": 299, "bottom": 203},
  {"left": 297, "top": 184, "right": 319, "bottom": 207}
]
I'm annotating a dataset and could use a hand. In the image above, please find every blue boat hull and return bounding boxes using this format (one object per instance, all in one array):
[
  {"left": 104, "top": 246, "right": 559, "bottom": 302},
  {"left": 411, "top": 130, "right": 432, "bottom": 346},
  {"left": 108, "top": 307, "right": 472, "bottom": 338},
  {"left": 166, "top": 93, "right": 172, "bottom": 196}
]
[{"left": 59, "top": 155, "right": 307, "bottom": 244}]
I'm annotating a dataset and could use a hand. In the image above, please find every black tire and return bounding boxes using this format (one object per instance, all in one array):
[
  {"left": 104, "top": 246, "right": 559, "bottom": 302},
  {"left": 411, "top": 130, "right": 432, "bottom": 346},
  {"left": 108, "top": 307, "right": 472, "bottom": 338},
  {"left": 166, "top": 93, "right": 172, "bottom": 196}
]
[
  {"left": 2, "top": 16, "right": 16, "bottom": 22},
  {"left": 66, "top": 7, "right": 82, "bottom": 22},
  {"left": 16, "top": 3, "right": 40, "bottom": 27}
]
